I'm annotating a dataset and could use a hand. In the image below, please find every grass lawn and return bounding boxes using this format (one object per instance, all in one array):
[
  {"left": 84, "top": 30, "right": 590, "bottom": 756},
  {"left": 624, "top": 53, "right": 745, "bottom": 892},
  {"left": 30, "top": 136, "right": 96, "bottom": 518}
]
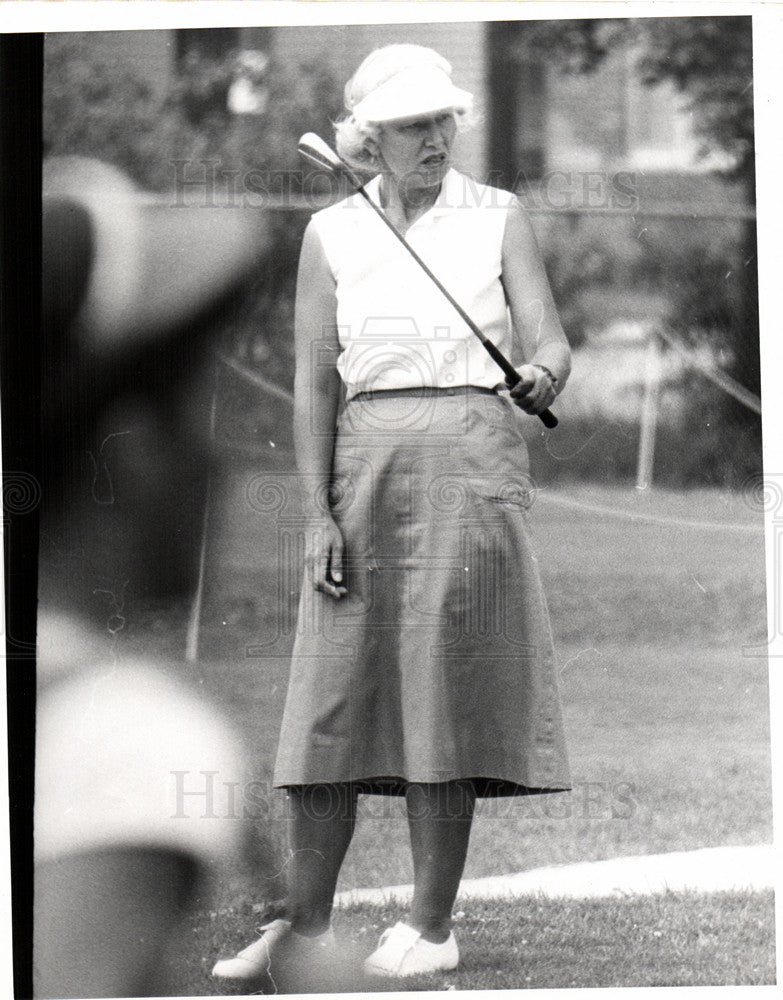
[
  {"left": 121, "top": 459, "right": 775, "bottom": 992},
  {"left": 168, "top": 890, "right": 776, "bottom": 994}
]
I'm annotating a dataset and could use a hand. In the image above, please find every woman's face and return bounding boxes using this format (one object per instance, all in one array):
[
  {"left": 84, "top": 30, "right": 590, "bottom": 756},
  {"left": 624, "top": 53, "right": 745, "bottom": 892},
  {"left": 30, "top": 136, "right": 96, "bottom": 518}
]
[{"left": 375, "top": 111, "right": 457, "bottom": 193}]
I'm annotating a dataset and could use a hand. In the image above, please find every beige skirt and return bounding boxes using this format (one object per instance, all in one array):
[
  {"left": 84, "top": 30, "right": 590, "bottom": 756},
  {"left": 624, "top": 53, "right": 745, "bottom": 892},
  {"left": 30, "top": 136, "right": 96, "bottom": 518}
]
[{"left": 273, "top": 388, "right": 570, "bottom": 796}]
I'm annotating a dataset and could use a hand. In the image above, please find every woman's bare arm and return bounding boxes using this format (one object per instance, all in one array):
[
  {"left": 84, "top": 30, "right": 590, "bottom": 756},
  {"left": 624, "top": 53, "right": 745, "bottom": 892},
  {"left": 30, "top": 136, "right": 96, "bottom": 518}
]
[
  {"left": 500, "top": 198, "right": 571, "bottom": 415},
  {"left": 293, "top": 222, "right": 346, "bottom": 598}
]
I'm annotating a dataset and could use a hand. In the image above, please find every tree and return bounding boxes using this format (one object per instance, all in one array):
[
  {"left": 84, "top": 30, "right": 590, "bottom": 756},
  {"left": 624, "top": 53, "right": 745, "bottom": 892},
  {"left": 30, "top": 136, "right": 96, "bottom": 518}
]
[
  {"left": 43, "top": 35, "right": 344, "bottom": 387},
  {"left": 514, "top": 16, "right": 759, "bottom": 421}
]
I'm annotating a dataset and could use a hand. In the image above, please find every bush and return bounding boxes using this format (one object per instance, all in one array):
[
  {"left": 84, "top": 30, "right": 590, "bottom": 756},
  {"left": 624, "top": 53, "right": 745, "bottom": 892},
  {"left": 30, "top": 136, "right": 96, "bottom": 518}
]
[
  {"left": 535, "top": 208, "right": 747, "bottom": 345},
  {"left": 44, "top": 36, "right": 182, "bottom": 189},
  {"left": 523, "top": 409, "right": 761, "bottom": 490},
  {"left": 44, "top": 36, "right": 344, "bottom": 390},
  {"left": 44, "top": 36, "right": 343, "bottom": 189}
]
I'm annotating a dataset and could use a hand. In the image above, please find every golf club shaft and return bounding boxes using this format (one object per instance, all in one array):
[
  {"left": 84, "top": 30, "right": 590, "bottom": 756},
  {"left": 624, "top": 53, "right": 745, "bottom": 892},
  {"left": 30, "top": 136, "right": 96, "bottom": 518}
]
[{"left": 299, "top": 135, "right": 558, "bottom": 429}]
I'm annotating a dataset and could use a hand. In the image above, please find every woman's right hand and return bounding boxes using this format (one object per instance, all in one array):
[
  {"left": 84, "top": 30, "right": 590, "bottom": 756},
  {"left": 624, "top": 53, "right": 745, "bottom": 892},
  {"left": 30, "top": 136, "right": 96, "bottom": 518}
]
[{"left": 305, "top": 515, "right": 348, "bottom": 599}]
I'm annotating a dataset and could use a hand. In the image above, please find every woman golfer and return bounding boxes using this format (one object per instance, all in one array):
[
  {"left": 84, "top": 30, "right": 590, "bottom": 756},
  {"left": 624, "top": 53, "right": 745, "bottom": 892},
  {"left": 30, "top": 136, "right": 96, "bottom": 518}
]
[{"left": 214, "top": 43, "right": 571, "bottom": 982}]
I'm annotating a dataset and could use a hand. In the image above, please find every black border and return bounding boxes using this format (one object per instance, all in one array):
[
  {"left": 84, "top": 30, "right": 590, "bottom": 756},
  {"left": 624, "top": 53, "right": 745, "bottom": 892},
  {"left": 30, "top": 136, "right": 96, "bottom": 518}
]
[{"left": 1, "top": 32, "right": 43, "bottom": 1000}]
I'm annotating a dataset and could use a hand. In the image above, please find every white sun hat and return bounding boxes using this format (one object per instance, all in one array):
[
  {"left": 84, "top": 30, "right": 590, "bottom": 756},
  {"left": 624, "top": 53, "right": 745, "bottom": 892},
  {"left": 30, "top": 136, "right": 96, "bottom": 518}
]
[{"left": 345, "top": 44, "right": 473, "bottom": 124}]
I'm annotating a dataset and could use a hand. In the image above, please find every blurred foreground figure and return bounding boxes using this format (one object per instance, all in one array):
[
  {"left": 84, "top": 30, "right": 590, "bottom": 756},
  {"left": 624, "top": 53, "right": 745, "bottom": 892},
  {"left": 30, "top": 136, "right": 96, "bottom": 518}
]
[{"left": 35, "top": 157, "right": 264, "bottom": 998}]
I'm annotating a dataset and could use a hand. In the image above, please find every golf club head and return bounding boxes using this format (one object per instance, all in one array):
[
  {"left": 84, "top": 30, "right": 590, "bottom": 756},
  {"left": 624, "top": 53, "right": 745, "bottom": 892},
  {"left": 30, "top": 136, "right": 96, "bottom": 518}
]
[{"left": 298, "top": 133, "right": 344, "bottom": 175}]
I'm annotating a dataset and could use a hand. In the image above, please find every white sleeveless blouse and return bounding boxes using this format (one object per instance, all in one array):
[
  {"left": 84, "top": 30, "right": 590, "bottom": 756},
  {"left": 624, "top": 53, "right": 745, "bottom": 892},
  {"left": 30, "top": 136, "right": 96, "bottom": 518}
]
[{"left": 309, "top": 169, "right": 516, "bottom": 399}]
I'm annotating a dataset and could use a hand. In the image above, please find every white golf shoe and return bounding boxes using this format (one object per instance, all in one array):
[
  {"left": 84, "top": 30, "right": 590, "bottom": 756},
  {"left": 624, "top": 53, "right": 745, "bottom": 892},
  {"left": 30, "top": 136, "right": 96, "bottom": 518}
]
[
  {"left": 211, "top": 918, "right": 335, "bottom": 984},
  {"left": 363, "top": 921, "right": 459, "bottom": 977}
]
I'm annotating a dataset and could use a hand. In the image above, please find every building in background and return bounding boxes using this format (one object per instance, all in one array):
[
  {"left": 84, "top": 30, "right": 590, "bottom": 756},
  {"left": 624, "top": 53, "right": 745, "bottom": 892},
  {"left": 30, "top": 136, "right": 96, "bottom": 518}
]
[
  {"left": 84, "top": 21, "right": 721, "bottom": 196},
  {"left": 50, "top": 22, "right": 756, "bottom": 469}
]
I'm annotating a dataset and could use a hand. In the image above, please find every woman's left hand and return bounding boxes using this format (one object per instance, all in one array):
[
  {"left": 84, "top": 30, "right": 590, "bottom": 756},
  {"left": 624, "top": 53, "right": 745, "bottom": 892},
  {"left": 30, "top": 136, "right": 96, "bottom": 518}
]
[{"left": 505, "top": 364, "right": 557, "bottom": 415}]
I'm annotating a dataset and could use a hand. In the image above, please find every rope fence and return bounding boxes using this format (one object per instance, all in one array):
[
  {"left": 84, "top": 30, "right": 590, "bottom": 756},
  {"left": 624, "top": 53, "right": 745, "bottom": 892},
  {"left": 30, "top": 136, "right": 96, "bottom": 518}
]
[
  {"left": 191, "top": 305, "right": 761, "bottom": 660},
  {"left": 634, "top": 325, "right": 760, "bottom": 490},
  {"left": 655, "top": 326, "right": 761, "bottom": 416},
  {"left": 215, "top": 197, "right": 759, "bottom": 494},
  {"left": 218, "top": 330, "right": 760, "bottom": 496}
]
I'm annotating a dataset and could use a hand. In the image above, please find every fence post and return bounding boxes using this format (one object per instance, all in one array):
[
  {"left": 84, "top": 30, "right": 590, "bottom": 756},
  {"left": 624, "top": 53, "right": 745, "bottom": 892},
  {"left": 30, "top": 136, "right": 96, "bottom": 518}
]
[
  {"left": 636, "top": 327, "right": 662, "bottom": 490},
  {"left": 185, "top": 364, "right": 220, "bottom": 663}
]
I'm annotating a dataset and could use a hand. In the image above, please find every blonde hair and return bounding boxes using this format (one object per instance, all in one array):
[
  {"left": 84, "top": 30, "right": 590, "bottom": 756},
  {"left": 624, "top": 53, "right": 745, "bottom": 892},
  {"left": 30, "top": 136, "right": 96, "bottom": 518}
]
[
  {"left": 334, "top": 44, "right": 476, "bottom": 176},
  {"left": 333, "top": 116, "right": 383, "bottom": 176}
]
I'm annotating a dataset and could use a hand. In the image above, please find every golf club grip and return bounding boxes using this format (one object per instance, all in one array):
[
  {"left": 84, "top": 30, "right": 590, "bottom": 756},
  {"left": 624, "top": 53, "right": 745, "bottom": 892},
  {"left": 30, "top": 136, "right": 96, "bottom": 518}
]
[
  {"left": 494, "top": 353, "right": 558, "bottom": 429},
  {"left": 355, "top": 187, "right": 558, "bottom": 429}
]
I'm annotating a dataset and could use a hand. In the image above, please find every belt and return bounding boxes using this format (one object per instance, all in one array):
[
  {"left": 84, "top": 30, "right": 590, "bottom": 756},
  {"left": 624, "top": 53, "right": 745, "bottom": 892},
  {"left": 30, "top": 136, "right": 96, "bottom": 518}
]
[{"left": 351, "top": 385, "right": 498, "bottom": 403}]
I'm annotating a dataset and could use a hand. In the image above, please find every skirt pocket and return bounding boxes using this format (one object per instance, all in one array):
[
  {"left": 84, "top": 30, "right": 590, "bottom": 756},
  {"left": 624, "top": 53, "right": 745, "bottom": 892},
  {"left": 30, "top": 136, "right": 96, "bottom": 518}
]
[{"left": 456, "top": 395, "right": 534, "bottom": 509}]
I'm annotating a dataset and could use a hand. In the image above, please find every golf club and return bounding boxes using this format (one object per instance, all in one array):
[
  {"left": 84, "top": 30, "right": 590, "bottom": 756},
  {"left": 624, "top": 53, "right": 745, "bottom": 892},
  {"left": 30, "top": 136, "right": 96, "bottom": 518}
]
[{"left": 298, "top": 132, "right": 558, "bottom": 429}]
